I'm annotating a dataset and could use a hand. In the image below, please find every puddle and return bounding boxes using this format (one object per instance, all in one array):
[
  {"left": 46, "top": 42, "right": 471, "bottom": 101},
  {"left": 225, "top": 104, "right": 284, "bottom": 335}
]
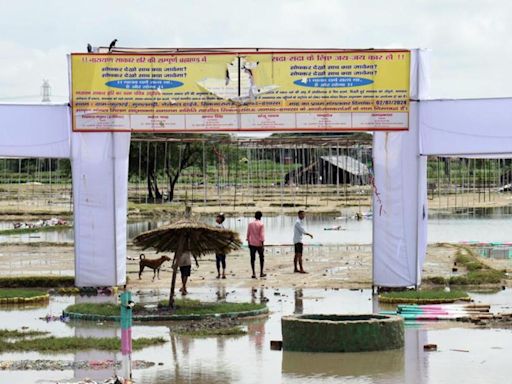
[{"left": 1, "top": 288, "right": 512, "bottom": 383}]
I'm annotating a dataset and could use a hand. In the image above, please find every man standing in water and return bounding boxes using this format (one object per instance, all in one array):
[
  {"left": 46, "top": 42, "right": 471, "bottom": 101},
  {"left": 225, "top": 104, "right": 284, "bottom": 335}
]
[
  {"left": 293, "top": 210, "right": 313, "bottom": 273},
  {"left": 246, "top": 211, "right": 266, "bottom": 279},
  {"left": 215, "top": 213, "right": 227, "bottom": 279}
]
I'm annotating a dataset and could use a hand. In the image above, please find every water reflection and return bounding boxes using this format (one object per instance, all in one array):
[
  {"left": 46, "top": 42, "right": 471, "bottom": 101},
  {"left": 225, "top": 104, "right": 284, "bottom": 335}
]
[
  {"left": 73, "top": 326, "right": 118, "bottom": 381},
  {"left": 282, "top": 349, "right": 404, "bottom": 379},
  {"left": 2, "top": 289, "right": 512, "bottom": 384},
  {"left": 293, "top": 289, "right": 303, "bottom": 314}
]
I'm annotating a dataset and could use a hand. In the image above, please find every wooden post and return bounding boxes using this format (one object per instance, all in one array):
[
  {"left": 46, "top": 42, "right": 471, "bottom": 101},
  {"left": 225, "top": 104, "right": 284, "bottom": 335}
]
[{"left": 169, "top": 238, "right": 184, "bottom": 309}]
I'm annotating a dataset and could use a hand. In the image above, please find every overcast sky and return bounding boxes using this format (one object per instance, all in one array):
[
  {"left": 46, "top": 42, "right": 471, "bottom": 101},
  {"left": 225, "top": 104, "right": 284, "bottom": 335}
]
[{"left": 0, "top": 0, "right": 510, "bottom": 102}]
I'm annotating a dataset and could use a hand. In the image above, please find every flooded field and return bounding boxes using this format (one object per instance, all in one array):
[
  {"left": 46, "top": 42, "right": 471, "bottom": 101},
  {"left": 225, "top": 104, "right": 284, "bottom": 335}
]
[
  {"left": 4, "top": 210, "right": 512, "bottom": 245},
  {"left": 1, "top": 288, "right": 512, "bottom": 384}
]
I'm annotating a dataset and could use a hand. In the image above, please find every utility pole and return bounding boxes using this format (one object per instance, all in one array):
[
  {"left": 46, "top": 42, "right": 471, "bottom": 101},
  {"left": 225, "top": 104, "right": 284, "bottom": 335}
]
[{"left": 41, "top": 79, "right": 51, "bottom": 102}]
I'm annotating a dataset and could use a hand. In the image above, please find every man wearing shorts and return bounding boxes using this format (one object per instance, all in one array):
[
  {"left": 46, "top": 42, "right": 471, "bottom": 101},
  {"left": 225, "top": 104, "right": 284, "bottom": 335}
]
[
  {"left": 179, "top": 251, "right": 192, "bottom": 295},
  {"left": 293, "top": 210, "right": 313, "bottom": 273},
  {"left": 215, "top": 213, "right": 227, "bottom": 279}
]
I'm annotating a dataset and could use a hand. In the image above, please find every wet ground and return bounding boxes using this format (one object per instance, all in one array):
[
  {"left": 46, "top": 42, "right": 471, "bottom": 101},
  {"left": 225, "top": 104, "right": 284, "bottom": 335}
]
[{"left": 1, "top": 288, "right": 512, "bottom": 384}]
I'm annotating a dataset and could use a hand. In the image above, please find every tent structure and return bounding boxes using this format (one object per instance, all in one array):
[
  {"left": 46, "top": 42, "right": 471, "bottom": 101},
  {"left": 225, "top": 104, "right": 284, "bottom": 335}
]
[
  {"left": 1, "top": 49, "right": 509, "bottom": 288},
  {"left": 285, "top": 155, "right": 370, "bottom": 186}
]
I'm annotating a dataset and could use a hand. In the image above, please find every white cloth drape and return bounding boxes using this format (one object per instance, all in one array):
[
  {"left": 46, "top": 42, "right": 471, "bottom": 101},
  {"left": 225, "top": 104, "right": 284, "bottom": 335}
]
[
  {"left": 372, "top": 103, "right": 427, "bottom": 287},
  {"left": 371, "top": 49, "right": 430, "bottom": 287},
  {"left": 420, "top": 98, "right": 512, "bottom": 156},
  {"left": 0, "top": 103, "right": 70, "bottom": 158},
  {"left": 71, "top": 132, "right": 130, "bottom": 286}
]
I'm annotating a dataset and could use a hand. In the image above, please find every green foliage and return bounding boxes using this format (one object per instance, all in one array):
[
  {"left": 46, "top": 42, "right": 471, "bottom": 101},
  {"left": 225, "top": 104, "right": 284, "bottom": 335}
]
[
  {"left": 65, "top": 302, "right": 144, "bottom": 316},
  {"left": 0, "top": 329, "right": 49, "bottom": 338},
  {"left": 426, "top": 246, "right": 506, "bottom": 286},
  {"left": 0, "top": 276, "right": 75, "bottom": 288},
  {"left": 422, "top": 276, "right": 447, "bottom": 285},
  {"left": 178, "top": 327, "right": 247, "bottom": 337},
  {"left": 0, "top": 158, "right": 72, "bottom": 183},
  {"left": 0, "top": 289, "right": 47, "bottom": 298},
  {"left": 65, "top": 299, "right": 265, "bottom": 317},
  {"left": 0, "top": 225, "right": 71, "bottom": 236},
  {"left": 380, "top": 290, "right": 469, "bottom": 300},
  {"left": 0, "top": 330, "right": 165, "bottom": 353},
  {"left": 449, "top": 269, "right": 505, "bottom": 285},
  {"left": 157, "top": 299, "right": 266, "bottom": 315}
]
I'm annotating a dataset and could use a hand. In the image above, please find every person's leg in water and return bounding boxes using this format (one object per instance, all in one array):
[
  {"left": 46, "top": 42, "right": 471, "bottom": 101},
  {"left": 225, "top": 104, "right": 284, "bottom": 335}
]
[
  {"left": 249, "top": 246, "right": 257, "bottom": 278},
  {"left": 221, "top": 255, "right": 226, "bottom": 279},
  {"left": 258, "top": 247, "right": 266, "bottom": 278}
]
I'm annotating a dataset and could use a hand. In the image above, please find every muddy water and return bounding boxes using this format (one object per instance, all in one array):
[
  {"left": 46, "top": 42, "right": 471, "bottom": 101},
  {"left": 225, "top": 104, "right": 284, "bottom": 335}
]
[
  {"left": 4, "top": 211, "right": 512, "bottom": 245},
  {"left": 1, "top": 288, "right": 512, "bottom": 384}
]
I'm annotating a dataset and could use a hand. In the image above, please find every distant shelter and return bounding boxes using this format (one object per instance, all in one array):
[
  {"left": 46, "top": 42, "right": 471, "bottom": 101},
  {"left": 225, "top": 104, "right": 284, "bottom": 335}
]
[{"left": 285, "top": 155, "right": 370, "bottom": 186}]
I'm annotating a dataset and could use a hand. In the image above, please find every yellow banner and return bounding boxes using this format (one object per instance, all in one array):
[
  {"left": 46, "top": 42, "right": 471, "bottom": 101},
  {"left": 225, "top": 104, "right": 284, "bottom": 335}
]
[{"left": 71, "top": 50, "right": 410, "bottom": 132}]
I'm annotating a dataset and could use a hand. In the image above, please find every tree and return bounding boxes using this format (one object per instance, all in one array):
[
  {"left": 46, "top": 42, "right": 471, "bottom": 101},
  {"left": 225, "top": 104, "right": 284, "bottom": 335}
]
[
  {"left": 129, "top": 135, "right": 205, "bottom": 203},
  {"left": 165, "top": 142, "right": 201, "bottom": 203}
]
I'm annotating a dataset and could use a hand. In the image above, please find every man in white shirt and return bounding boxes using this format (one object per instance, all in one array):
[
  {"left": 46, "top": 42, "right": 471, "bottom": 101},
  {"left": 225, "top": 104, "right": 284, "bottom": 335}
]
[{"left": 293, "top": 210, "right": 313, "bottom": 273}]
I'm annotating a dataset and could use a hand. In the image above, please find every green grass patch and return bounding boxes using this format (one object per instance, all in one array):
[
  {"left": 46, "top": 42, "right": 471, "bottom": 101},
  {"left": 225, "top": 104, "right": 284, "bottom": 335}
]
[
  {"left": 0, "top": 276, "right": 75, "bottom": 288},
  {"left": 379, "top": 289, "right": 470, "bottom": 304},
  {"left": 158, "top": 299, "right": 266, "bottom": 316},
  {"left": 0, "top": 225, "right": 71, "bottom": 236},
  {"left": 455, "top": 248, "right": 487, "bottom": 271},
  {"left": 423, "top": 276, "right": 447, "bottom": 285},
  {"left": 0, "top": 329, "right": 49, "bottom": 339},
  {"left": 65, "top": 299, "right": 266, "bottom": 318},
  {"left": 65, "top": 302, "right": 145, "bottom": 317},
  {"left": 425, "top": 245, "right": 506, "bottom": 286},
  {"left": 449, "top": 269, "right": 506, "bottom": 285},
  {"left": 0, "top": 288, "right": 47, "bottom": 299},
  {"left": 0, "top": 336, "right": 165, "bottom": 353}
]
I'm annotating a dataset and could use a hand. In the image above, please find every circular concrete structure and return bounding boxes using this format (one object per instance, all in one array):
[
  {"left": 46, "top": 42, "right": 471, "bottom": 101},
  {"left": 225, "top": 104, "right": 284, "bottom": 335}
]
[{"left": 281, "top": 314, "right": 404, "bottom": 352}]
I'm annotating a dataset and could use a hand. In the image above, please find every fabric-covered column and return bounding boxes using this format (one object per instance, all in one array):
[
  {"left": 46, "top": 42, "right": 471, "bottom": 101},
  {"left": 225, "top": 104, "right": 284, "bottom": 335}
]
[
  {"left": 72, "top": 132, "right": 130, "bottom": 286},
  {"left": 372, "top": 102, "right": 427, "bottom": 287}
]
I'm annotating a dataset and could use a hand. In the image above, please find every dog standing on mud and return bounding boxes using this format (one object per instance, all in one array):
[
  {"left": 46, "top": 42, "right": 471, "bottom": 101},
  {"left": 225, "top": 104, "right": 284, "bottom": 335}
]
[{"left": 138, "top": 254, "right": 171, "bottom": 281}]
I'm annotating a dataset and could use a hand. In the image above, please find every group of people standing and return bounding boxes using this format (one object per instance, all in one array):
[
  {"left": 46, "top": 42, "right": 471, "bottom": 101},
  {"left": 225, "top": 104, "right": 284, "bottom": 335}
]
[
  {"left": 214, "top": 210, "right": 314, "bottom": 279},
  {"left": 178, "top": 210, "right": 314, "bottom": 294}
]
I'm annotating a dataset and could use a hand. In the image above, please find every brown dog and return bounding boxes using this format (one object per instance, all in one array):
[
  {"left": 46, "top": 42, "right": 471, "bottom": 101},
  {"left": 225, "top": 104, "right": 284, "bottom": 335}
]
[{"left": 138, "top": 254, "right": 171, "bottom": 281}]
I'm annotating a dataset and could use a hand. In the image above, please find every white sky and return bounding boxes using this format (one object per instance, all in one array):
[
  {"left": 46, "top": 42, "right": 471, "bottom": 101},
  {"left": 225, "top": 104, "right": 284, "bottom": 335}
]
[{"left": 0, "top": 0, "right": 510, "bottom": 102}]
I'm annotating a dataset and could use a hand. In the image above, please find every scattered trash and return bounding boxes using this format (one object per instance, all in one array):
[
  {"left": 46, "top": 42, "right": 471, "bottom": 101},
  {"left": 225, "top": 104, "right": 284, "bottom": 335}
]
[
  {"left": 423, "top": 344, "right": 437, "bottom": 351},
  {"left": 270, "top": 340, "right": 283, "bottom": 350},
  {"left": 39, "top": 314, "right": 70, "bottom": 323},
  {"left": 0, "top": 359, "right": 155, "bottom": 371}
]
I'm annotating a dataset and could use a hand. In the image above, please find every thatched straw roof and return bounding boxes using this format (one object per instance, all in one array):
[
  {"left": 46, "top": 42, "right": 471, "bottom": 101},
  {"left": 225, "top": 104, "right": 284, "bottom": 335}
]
[{"left": 133, "top": 219, "right": 242, "bottom": 257}]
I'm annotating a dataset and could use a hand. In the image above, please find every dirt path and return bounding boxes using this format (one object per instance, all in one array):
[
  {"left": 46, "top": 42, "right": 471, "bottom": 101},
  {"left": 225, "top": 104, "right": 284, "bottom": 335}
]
[{"left": 1, "top": 243, "right": 508, "bottom": 289}]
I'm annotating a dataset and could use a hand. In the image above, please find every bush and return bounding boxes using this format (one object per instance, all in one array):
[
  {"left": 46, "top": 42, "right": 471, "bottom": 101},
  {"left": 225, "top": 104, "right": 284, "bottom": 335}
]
[{"left": 0, "top": 276, "right": 75, "bottom": 288}]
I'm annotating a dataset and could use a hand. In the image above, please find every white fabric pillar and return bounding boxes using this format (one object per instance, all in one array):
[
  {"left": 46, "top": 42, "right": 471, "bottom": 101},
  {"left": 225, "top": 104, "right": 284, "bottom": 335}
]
[
  {"left": 371, "top": 49, "right": 429, "bottom": 288},
  {"left": 372, "top": 102, "right": 427, "bottom": 287},
  {"left": 72, "top": 132, "right": 130, "bottom": 286}
]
